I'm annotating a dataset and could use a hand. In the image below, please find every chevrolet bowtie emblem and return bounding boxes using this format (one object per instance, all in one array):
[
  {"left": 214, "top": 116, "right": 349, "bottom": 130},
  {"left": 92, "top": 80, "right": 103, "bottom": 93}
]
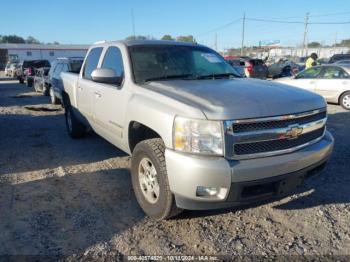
[{"left": 285, "top": 125, "right": 303, "bottom": 140}]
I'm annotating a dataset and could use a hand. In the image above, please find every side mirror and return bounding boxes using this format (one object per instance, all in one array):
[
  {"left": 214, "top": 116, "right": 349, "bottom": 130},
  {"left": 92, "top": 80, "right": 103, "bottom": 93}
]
[{"left": 91, "top": 68, "right": 123, "bottom": 85}]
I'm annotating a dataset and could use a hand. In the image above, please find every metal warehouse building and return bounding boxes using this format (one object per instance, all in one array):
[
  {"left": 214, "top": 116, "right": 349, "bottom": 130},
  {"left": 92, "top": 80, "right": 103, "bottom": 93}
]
[{"left": 0, "top": 43, "right": 89, "bottom": 69}]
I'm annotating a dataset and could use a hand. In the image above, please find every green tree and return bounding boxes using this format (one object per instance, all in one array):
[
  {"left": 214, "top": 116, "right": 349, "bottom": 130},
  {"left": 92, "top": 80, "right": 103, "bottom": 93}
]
[
  {"left": 0, "top": 35, "right": 25, "bottom": 43},
  {"left": 340, "top": 39, "right": 350, "bottom": 47},
  {"left": 176, "top": 35, "right": 196, "bottom": 43},
  {"left": 126, "top": 35, "right": 149, "bottom": 41},
  {"left": 308, "top": 42, "right": 321, "bottom": 48},
  {"left": 26, "top": 36, "right": 41, "bottom": 44},
  {"left": 161, "top": 35, "right": 174, "bottom": 41}
]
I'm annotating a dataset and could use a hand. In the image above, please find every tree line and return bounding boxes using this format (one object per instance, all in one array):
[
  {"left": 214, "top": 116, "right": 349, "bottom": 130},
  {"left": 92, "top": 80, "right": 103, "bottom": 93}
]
[
  {"left": 2, "top": 34, "right": 349, "bottom": 47},
  {"left": 0, "top": 35, "right": 60, "bottom": 45}
]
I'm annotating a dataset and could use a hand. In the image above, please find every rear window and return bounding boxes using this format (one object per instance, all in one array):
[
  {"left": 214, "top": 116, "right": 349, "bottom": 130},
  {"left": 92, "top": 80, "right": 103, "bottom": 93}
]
[
  {"left": 227, "top": 60, "right": 245, "bottom": 66},
  {"left": 69, "top": 60, "right": 83, "bottom": 73},
  {"left": 330, "top": 54, "right": 350, "bottom": 63},
  {"left": 250, "top": 59, "right": 265, "bottom": 66},
  {"left": 33, "top": 60, "right": 50, "bottom": 68},
  {"left": 23, "top": 61, "right": 35, "bottom": 68}
]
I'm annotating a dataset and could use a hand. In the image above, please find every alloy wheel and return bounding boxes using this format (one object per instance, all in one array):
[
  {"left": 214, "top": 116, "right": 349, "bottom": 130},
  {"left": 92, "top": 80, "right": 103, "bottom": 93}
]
[{"left": 138, "top": 157, "right": 160, "bottom": 204}]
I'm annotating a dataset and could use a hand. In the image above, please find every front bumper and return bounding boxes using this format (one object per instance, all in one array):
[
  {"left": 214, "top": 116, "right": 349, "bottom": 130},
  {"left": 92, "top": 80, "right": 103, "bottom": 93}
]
[{"left": 165, "top": 131, "right": 334, "bottom": 210}]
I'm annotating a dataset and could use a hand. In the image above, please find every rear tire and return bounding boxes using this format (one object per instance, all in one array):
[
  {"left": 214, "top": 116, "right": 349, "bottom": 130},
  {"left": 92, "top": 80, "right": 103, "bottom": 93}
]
[
  {"left": 131, "top": 138, "right": 182, "bottom": 220},
  {"left": 63, "top": 98, "right": 85, "bottom": 138},
  {"left": 19, "top": 78, "right": 24, "bottom": 84},
  {"left": 43, "top": 84, "right": 50, "bottom": 96},
  {"left": 26, "top": 78, "right": 33, "bottom": 87},
  {"left": 340, "top": 92, "right": 350, "bottom": 110}
]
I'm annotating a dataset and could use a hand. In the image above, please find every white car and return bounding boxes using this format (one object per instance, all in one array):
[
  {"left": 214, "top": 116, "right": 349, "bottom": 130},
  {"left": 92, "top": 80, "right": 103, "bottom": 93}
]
[{"left": 275, "top": 65, "right": 350, "bottom": 110}]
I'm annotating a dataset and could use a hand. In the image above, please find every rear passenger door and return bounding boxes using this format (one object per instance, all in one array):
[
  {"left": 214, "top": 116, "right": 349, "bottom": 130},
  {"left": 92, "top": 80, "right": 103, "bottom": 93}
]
[
  {"left": 92, "top": 46, "right": 130, "bottom": 146},
  {"left": 77, "top": 47, "right": 103, "bottom": 122},
  {"left": 315, "top": 66, "right": 350, "bottom": 101}
]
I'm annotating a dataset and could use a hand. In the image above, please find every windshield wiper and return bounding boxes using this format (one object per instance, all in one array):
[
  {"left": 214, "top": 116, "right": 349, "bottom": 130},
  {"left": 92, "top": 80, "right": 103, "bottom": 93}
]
[
  {"left": 195, "top": 73, "right": 238, "bottom": 79},
  {"left": 144, "top": 74, "right": 194, "bottom": 82}
]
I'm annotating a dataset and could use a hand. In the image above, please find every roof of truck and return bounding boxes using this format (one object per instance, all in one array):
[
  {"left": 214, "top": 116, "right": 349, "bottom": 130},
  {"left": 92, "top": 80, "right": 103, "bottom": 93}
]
[{"left": 94, "top": 40, "right": 201, "bottom": 47}]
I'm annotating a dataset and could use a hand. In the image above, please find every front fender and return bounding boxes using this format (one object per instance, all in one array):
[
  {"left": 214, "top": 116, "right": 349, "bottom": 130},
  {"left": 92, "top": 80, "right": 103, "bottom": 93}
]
[{"left": 125, "top": 92, "right": 205, "bottom": 150}]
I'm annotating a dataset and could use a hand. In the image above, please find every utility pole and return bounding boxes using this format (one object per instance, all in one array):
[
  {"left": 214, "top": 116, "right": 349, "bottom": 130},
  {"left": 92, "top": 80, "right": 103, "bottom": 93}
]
[
  {"left": 241, "top": 12, "right": 245, "bottom": 56},
  {"left": 302, "top": 12, "right": 309, "bottom": 57},
  {"left": 131, "top": 9, "right": 136, "bottom": 39},
  {"left": 215, "top": 33, "right": 218, "bottom": 51}
]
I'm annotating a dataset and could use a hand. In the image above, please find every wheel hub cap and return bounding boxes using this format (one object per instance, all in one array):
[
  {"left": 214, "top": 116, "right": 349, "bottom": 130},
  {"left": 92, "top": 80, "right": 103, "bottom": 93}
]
[
  {"left": 343, "top": 95, "right": 350, "bottom": 109},
  {"left": 138, "top": 157, "right": 160, "bottom": 204}
]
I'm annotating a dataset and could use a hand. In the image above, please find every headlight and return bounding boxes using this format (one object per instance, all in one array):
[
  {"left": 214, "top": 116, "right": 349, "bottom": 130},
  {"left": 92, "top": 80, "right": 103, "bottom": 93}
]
[{"left": 173, "top": 116, "right": 224, "bottom": 155}]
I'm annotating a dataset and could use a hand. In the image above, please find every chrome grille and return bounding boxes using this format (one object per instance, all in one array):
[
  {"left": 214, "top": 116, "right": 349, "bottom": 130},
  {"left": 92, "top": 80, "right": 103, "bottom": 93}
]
[
  {"left": 231, "top": 111, "right": 327, "bottom": 133},
  {"left": 234, "top": 127, "right": 325, "bottom": 155},
  {"left": 225, "top": 108, "right": 327, "bottom": 160}
]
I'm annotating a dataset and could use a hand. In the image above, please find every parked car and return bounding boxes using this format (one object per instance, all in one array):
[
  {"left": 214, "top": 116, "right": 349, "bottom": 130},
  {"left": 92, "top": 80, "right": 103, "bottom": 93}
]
[
  {"left": 48, "top": 57, "right": 84, "bottom": 104},
  {"left": 4, "top": 62, "right": 18, "bottom": 77},
  {"left": 33, "top": 67, "right": 51, "bottom": 95},
  {"left": 275, "top": 65, "right": 350, "bottom": 110},
  {"left": 225, "top": 56, "right": 268, "bottom": 79},
  {"left": 268, "top": 59, "right": 303, "bottom": 79},
  {"left": 4, "top": 63, "right": 11, "bottom": 76},
  {"left": 329, "top": 54, "right": 350, "bottom": 64},
  {"left": 61, "top": 40, "right": 333, "bottom": 220},
  {"left": 17, "top": 60, "right": 50, "bottom": 87},
  {"left": 224, "top": 57, "right": 246, "bottom": 77},
  {"left": 335, "top": 59, "right": 350, "bottom": 65}
]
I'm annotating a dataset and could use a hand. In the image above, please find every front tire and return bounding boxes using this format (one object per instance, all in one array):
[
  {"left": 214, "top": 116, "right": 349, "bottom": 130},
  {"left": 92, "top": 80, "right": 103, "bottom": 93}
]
[
  {"left": 64, "top": 99, "right": 85, "bottom": 138},
  {"left": 131, "top": 138, "right": 182, "bottom": 220},
  {"left": 340, "top": 92, "right": 350, "bottom": 110}
]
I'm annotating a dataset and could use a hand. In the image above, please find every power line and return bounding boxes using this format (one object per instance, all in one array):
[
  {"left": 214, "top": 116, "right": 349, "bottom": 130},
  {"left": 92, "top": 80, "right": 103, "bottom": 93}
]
[
  {"left": 246, "top": 17, "right": 350, "bottom": 24},
  {"left": 196, "top": 18, "right": 241, "bottom": 38},
  {"left": 309, "top": 11, "right": 350, "bottom": 17}
]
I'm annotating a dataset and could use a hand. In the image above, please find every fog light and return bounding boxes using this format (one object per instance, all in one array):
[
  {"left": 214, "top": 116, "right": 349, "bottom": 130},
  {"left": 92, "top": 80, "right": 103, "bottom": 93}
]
[
  {"left": 197, "top": 186, "right": 218, "bottom": 197},
  {"left": 196, "top": 186, "right": 228, "bottom": 199}
]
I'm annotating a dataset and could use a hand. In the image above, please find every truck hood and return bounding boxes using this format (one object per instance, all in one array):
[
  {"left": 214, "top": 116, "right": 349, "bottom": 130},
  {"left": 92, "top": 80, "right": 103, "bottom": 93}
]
[{"left": 143, "top": 78, "right": 326, "bottom": 120}]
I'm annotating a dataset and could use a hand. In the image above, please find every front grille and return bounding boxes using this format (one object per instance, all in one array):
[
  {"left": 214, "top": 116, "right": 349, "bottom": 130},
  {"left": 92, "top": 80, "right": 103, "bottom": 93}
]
[
  {"left": 234, "top": 127, "right": 325, "bottom": 155},
  {"left": 232, "top": 111, "right": 326, "bottom": 133}
]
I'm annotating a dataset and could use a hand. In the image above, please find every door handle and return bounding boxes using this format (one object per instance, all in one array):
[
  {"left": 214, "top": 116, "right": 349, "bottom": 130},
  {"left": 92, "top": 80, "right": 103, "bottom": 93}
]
[
  {"left": 309, "top": 81, "right": 315, "bottom": 84},
  {"left": 94, "top": 91, "right": 102, "bottom": 98},
  {"left": 342, "top": 81, "right": 348, "bottom": 85},
  {"left": 77, "top": 86, "right": 83, "bottom": 91}
]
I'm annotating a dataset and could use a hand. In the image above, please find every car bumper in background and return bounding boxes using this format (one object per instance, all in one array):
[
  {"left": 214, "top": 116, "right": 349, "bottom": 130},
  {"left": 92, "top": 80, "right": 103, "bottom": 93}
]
[{"left": 165, "top": 131, "right": 334, "bottom": 210}]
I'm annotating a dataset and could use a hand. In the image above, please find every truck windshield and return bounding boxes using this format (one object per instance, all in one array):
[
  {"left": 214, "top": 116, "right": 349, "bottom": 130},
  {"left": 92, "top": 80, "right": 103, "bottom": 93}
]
[{"left": 129, "top": 45, "right": 239, "bottom": 83}]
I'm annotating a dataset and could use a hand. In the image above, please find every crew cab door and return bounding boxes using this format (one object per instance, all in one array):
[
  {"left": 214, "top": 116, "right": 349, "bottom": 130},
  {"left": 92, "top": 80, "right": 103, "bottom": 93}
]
[
  {"left": 76, "top": 47, "right": 103, "bottom": 122},
  {"left": 291, "top": 66, "right": 322, "bottom": 92},
  {"left": 92, "top": 46, "right": 130, "bottom": 146},
  {"left": 315, "top": 66, "right": 350, "bottom": 101}
]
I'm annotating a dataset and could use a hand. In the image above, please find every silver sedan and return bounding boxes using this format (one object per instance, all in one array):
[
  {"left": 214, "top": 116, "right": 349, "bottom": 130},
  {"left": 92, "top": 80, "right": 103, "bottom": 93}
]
[{"left": 275, "top": 65, "right": 350, "bottom": 110}]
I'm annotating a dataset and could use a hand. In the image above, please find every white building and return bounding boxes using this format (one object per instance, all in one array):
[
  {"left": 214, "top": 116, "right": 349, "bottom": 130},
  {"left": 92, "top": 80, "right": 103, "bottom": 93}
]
[
  {"left": 256, "top": 46, "right": 350, "bottom": 60},
  {"left": 0, "top": 43, "right": 89, "bottom": 69}
]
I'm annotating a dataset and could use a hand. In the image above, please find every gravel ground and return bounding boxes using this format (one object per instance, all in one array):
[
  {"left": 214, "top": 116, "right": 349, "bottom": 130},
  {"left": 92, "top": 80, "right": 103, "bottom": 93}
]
[{"left": 0, "top": 74, "right": 349, "bottom": 260}]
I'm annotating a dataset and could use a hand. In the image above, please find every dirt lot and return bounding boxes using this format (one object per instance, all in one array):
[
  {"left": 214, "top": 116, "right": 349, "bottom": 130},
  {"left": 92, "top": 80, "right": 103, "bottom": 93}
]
[{"left": 0, "top": 74, "right": 349, "bottom": 259}]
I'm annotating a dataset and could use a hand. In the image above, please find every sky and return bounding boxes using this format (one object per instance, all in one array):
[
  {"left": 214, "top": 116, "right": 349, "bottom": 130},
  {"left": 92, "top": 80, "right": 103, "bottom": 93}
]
[{"left": 1, "top": 0, "right": 350, "bottom": 50}]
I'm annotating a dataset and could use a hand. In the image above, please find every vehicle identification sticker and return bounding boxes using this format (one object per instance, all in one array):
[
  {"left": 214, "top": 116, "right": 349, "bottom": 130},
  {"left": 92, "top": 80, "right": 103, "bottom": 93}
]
[{"left": 201, "top": 53, "right": 221, "bottom": 63}]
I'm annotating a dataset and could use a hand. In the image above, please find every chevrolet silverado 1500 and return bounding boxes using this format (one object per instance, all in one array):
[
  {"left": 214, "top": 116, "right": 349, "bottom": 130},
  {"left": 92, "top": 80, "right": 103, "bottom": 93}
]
[{"left": 60, "top": 40, "right": 334, "bottom": 220}]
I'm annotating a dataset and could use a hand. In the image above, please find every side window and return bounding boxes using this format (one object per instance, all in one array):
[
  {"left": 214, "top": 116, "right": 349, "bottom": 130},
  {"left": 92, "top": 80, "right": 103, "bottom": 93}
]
[
  {"left": 296, "top": 67, "right": 322, "bottom": 79},
  {"left": 83, "top": 47, "right": 103, "bottom": 80},
  {"left": 62, "top": 64, "right": 69, "bottom": 72},
  {"left": 101, "top": 46, "right": 124, "bottom": 78},
  {"left": 54, "top": 64, "right": 63, "bottom": 74},
  {"left": 321, "top": 67, "right": 349, "bottom": 79}
]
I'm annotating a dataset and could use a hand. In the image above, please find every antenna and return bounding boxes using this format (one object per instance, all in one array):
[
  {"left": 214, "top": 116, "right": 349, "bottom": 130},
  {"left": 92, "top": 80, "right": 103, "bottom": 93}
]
[{"left": 131, "top": 9, "right": 136, "bottom": 38}]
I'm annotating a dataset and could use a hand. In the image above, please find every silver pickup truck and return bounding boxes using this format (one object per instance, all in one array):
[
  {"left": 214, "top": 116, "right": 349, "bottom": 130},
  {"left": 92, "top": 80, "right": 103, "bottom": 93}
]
[{"left": 61, "top": 40, "right": 334, "bottom": 220}]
